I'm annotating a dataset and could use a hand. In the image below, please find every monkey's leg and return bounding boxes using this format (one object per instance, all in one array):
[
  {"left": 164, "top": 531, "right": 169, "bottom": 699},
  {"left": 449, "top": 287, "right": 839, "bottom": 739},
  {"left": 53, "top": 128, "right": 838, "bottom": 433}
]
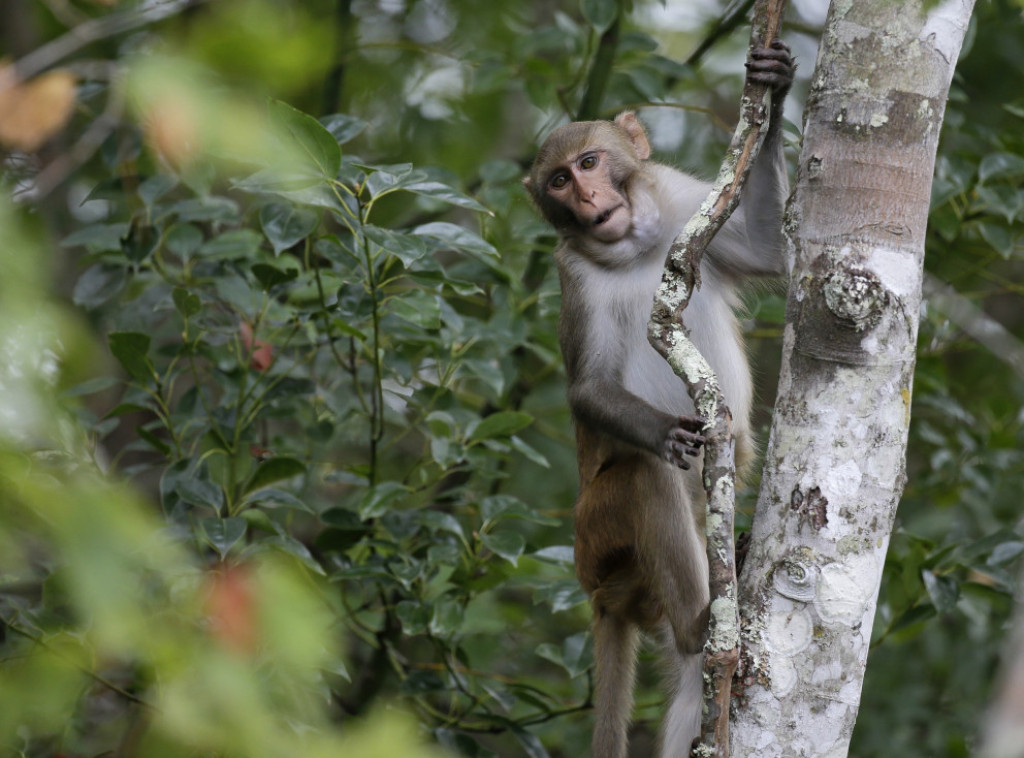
[
  {"left": 639, "top": 473, "right": 710, "bottom": 755},
  {"left": 590, "top": 605, "right": 639, "bottom": 758}
]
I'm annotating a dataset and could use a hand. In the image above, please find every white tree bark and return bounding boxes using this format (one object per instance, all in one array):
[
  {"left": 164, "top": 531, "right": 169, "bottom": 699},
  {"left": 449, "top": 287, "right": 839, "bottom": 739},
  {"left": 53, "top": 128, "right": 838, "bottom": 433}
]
[{"left": 731, "top": 2, "right": 975, "bottom": 756}]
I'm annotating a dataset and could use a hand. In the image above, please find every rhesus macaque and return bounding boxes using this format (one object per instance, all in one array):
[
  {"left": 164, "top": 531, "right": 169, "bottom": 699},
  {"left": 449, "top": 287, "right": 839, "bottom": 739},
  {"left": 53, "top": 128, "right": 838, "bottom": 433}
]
[{"left": 524, "top": 41, "right": 794, "bottom": 758}]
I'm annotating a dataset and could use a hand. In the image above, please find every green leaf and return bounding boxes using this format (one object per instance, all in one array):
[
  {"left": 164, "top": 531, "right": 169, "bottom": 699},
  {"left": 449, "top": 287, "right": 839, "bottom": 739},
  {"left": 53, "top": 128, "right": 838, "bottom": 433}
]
[
  {"left": 136, "top": 425, "right": 170, "bottom": 455},
  {"left": 61, "top": 375, "right": 120, "bottom": 398},
  {"left": 512, "top": 727, "right": 551, "bottom": 758},
  {"left": 61, "top": 222, "right": 129, "bottom": 252},
  {"left": 922, "top": 570, "right": 959, "bottom": 613},
  {"left": 261, "top": 535, "right": 326, "bottom": 575},
  {"left": 108, "top": 332, "right": 155, "bottom": 383},
  {"left": 176, "top": 478, "right": 225, "bottom": 511},
  {"left": 244, "top": 456, "right": 307, "bottom": 494},
  {"left": 245, "top": 488, "right": 314, "bottom": 513},
  {"left": 138, "top": 174, "right": 177, "bottom": 207},
  {"left": 269, "top": 98, "right": 342, "bottom": 179},
  {"left": 396, "top": 600, "right": 430, "bottom": 636},
  {"left": 251, "top": 262, "right": 299, "bottom": 290},
  {"left": 200, "top": 517, "right": 247, "bottom": 559},
  {"left": 581, "top": 0, "right": 618, "bottom": 31},
  {"left": 978, "top": 221, "right": 1014, "bottom": 258},
  {"left": 537, "top": 631, "right": 591, "bottom": 677},
  {"left": 510, "top": 436, "right": 551, "bottom": 468},
  {"left": 198, "top": 229, "right": 263, "bottom": 260},
  {"left": 405, "top": 181, "right": 492, "bottom": 214},
  {"left": 320, "top": 113, "right": 367, "bottom": 145},
  {"left": 172, "top": 287, "right": 201, "bottom": 318},
  {"left": 533, "top": 579, "right": 588, "bottom": 613},
  {"left": 531, "top": 546, "right": 575, "bottom": 565},
  {"left": 400, "top": 669, "right": 446, "bottom": 694},
  {"left": 389, "top": 290, "right": 442, "bottom": 329},
  {"left": 480, "top": 530, "right": 525, "bottom": 565},
  {"left": 364, "top": 225, "right": 430, "bottom": 266},
  {"left": 979, "top": 152, "right": 1024, "bottom": 182},
  {"left": 429, "top": 596, "right": 465, "bottom": 636},
  {"left": 168, "top": 196, "right": 240, "bottom": 223},
  {"left": 121, "top": 220, "right": 159, "bottom": 263},
  {"left": 259, "top": 202, "right": 319, "bottom": 255},
  {"left": 365, "top": 164, "right": 420, "bottom": 199},
  {"left": 469, "top": 411, "right": 533, "bottom": 442},
  {"left": 165, "top": 224, "right": 204, "bottom": 259},
  {"left": 358, "top": 481, "right": 410, "bottom": 520},
  {"left": 73, "top": 265, "right": 126, "bottom": 308},
  {"left": 412, "top": 222, "right": 500, "bottom": 264},
  {"left": 416, "top": 509, "right": 465, "bottom": 539}
]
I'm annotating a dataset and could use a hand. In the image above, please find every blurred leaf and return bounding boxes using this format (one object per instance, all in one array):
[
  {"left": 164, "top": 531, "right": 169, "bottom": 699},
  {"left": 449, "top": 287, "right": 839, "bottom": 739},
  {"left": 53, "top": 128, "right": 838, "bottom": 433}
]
[
  {"left": 429, "top": 596, "right": 465, "bottom": 636},
  {"left": 73, "top": 265, "right": 126, "bottom": 308},
  {"left": 172, "top": 287, "right": 201, "bottom": 317},
  {"left": 62, "top": 223, "right": 129, "bottom": 252},
  {"left": 978, "top": 151, "right": 1024, "bottom": 182},
  {"left": 200, "top": 517, "right": 247, "bottom": 558},
  {"left": 536, "top": 631, "right": 591, "bottom": 677},
  {"left": 358, "top": 481, "right": 411, "bottom": 520},
  {"left": 533, "top": 579, "right": 587, "bottom": 613},
  {"left": 512, "top": 726, "right": 551, "bottom": 758},
  {"left": 480, "top": 530, "right": 525, "bottom": 565},
  {"left": 320, "top": 113, "right": 367, "bottom": 145},
  {"left": 251, "top": 262, "right": 299, "bottom": 290},
  {"left": 108, "top": 332, "right": 155, "bottom": 383},
  {"left": 243, "top": 488, "right": 311, "bottom": 513},
  {"left": 469, "top": 411, "right": 533, "bottom": 442},
  {"left": 922, "top": 570, "right": 959, "bottom": 613},
  {"left": 259, "top": 202, "right": 319, "bottom": 255},
  {"left": 244, "top": 457, "right": 306, "bottom": 494},
  {"left": 581, "top": 0, "right": 619, "bottom": 31},
  {"left": 199, "top": 229, "right": 263, "bottom": 260}
]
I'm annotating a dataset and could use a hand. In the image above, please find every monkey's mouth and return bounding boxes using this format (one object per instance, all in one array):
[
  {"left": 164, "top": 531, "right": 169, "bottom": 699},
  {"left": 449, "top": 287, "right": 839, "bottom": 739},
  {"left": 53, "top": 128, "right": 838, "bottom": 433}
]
[{"left": 593, "top": 207, "right": 618, "bottom": 227}]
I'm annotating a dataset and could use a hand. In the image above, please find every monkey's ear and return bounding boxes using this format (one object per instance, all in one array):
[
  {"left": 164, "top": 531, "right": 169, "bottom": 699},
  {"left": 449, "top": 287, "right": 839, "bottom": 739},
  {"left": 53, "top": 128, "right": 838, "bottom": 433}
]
[{"left": 614, "top": 111, "right": 651, "bottom": 161}]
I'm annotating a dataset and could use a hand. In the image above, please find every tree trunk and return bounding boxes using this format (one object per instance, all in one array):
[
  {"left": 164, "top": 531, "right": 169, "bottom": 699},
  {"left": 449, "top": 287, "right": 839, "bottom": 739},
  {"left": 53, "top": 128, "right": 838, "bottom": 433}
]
[{"left": 731, "top": 1, "right": 976, "bottom": 755}]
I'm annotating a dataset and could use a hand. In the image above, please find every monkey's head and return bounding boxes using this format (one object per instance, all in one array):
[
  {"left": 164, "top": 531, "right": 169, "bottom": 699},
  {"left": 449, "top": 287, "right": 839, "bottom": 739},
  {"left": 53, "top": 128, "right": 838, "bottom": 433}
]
[{"left": 524, "top": 112, "right": 651, "bottom": 244}]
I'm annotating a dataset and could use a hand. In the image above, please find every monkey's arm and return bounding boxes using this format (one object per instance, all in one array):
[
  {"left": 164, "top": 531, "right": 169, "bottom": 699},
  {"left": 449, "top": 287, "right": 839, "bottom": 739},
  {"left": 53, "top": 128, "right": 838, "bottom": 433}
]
[
  {"left": 567, "top": 372, "right": 705, "bottom": 470},
  {"left": 708, "top": 40, "right": 794, "bottom": 278},
  {"left": 558, "top": 275, "right": 704, "bottom": 469}
]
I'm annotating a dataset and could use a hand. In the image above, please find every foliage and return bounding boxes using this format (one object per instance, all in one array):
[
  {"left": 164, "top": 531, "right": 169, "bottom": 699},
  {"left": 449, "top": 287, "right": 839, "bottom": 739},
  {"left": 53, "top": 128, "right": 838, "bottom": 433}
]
[{"left": 1, "top": 1, "right": 1023, "bottom": 757}]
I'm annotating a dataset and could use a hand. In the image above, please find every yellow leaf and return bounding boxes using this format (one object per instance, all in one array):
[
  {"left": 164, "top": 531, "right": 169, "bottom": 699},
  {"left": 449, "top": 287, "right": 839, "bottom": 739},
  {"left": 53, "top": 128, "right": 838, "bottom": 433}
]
[{"left": 0, "top": 67, "right": 77, "bottom": 151}]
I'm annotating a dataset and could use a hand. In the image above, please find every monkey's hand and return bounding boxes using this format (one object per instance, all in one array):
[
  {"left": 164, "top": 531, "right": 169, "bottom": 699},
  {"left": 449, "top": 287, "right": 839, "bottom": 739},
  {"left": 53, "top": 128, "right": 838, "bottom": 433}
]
[
  {"left": 745, "top": 39, "right": 795, "bottom": 106},
  {"left": 663, "top": 415, "right": 706, "bottom": 470}
]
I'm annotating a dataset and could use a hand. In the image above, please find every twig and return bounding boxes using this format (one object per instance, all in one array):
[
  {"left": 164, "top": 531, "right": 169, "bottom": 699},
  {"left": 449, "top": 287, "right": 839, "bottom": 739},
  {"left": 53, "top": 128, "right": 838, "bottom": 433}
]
[{"left": 645, "top": 1, "right": 788, "bottom": 755}]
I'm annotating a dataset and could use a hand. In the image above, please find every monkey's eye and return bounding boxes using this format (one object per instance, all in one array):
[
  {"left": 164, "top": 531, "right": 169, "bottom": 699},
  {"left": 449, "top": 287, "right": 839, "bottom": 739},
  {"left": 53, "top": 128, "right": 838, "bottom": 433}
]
[
  {"left": 550, "top": 174, "right": 569, "bottom": 189},
  {"left": 580, "top": 155, "right": 598, "bottom": 170}
]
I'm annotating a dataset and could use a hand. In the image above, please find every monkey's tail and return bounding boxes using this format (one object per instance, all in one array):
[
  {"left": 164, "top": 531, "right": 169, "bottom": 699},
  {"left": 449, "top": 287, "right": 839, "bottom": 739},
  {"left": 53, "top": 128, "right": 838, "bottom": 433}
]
[
  {"left": 591, "top": 610, "right": 639, "bottom": 758},
  {"left": 658, "top": 651, "right": 703, "bottom": 758}
]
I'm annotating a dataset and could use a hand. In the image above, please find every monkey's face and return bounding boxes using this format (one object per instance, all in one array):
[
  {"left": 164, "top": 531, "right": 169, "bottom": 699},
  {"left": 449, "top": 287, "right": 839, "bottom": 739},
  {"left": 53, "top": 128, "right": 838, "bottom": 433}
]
[
  {"left": 544, "top": 149, "right": 633, "bottom": 243},
  {"left": 526, "top": 116, "right": 651, "bottom": 246}
]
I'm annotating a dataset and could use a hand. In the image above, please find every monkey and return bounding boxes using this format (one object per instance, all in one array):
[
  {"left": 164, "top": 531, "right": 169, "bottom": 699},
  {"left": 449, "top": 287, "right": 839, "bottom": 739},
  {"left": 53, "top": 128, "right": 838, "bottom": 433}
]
[{"left": 524, "top": 41, "right": 794, "bottom": 758}]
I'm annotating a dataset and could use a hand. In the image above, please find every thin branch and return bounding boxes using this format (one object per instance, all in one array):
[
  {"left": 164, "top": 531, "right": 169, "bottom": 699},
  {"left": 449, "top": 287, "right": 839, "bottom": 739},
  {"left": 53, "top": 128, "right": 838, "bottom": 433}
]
[
  {"left": 646, "top": 0, "right": 788, "bottom": 755},
  {"left": 685, "top": 0, "right": 757, "bottom": 67}
]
